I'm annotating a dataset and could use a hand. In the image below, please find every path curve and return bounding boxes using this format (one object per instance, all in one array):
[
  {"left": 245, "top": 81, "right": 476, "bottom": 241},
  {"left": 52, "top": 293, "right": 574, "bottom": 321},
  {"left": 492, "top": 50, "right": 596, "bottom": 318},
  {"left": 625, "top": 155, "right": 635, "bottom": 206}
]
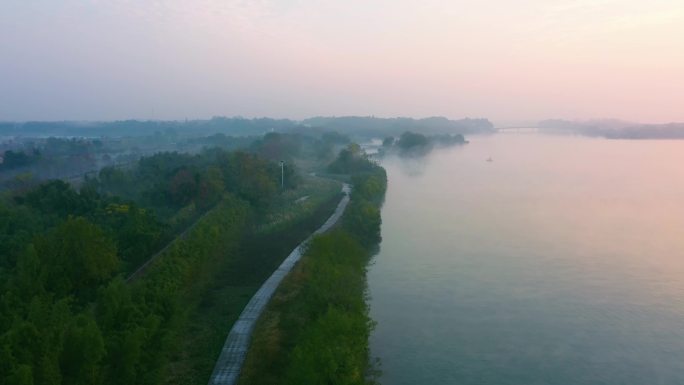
[{"left": 208, "top": 183, "right": 351, "bottom": 385}]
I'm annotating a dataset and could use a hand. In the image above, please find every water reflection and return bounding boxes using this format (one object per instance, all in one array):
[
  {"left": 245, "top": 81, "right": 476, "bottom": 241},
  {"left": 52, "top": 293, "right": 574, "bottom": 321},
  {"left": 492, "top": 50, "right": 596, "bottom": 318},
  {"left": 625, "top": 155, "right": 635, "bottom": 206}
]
[
  {"left": 383, "top": 144, "right": 467, "bottom": 177},
  {"left": 390, "top": 155, "right": 430, "bottom": 177},
  {"left": 368, "top": 133, "right": 684, "bottom": 385}
]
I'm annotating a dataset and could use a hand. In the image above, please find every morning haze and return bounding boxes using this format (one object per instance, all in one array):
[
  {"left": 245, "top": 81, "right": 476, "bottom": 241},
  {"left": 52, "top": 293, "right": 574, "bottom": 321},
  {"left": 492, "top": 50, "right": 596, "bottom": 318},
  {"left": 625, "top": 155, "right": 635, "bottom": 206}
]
[
  {"left": 1, "top": 0, "right": 683, "bottom": 123},
  {"left": 2, "top": 2, "right": 684, "bottom": 385}
]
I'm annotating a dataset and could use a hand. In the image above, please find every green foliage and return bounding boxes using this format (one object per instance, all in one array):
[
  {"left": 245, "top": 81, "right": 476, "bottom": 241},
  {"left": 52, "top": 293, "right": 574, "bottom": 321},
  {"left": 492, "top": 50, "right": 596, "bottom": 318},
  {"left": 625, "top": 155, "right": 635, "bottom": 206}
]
[
  {"left": 198, "top": 166, "right": 225, "bottom": 208},
  {"left": 239, "top": 231, "right": 375, "bottom": 385},
  {"left": 343, "top": 199, "right": 382, "bottom": 247},
  {"left": 432, "top": 133, "right": 466, "bottom": 146},
  {"left": 22, "top": 180, "right": 99, "bottom": 219},
  {"left": 36, "top": 217, "right": 119, "bottom": 299},
  {"left": 97, "top": 203, "right": 165, "bottom": 271},
  {"left": 397, "top": 131, "right": 429, "bottom": 148},
  {"left": 379, "top": 131, "right": 466, "bottom": 157},
  {"left": 92, "top": 167, "right": 134, "bottom": 198},
  {"left": 285, "top": 307, "right": 370, "bottom": 385},
  {"left": 239, "top": 161, "right": 387, "bottom": 385},
  {"left": 89, "top": 147, "right": 294, "bottom": 213},
  {"left": 168, "top": 168, "right": 198, "bottom": 207},
  {"left": 396, "top": 131, "right": 431, "bottom": 155},
  {"left": 0, "top": 135, "right": 353, "bottom": 385},
  {"left": 0, "top": 150, "right": 38, "bottom": 170},
  {"left": 6, "top": 364, "right": 33, "bottom": 385},
  {"left": 218, "top": 151, "right": 279, "bottom": 207},
  {"left": 327, "top": 144, "right": 377, "bottom": 174},
  {"left": 162, "top": 188, "right": 342, "bottom": 384},
  {"left": 250, "top": 132, "right": 302, "bottom": 161},
  {"left": 350, "top": 171, "right": 387, "bottom": 204},
  {"left": 0, "top": 203, "right": 42, "bottom": 268},
  {"left": 344, "top": 170, "right": 387, "bottom": 246},
  {"left": 0, "top": 193, "right": 251, "bottom": 385},
  {"left": 60, "top": 315, "right": 105, "bottom": 385}
]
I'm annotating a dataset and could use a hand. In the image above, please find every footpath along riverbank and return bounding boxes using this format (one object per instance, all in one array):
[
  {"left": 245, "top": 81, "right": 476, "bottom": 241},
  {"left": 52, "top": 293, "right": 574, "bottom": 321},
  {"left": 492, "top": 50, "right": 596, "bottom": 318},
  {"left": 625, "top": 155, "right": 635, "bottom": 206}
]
[{"left": 207, "top": 183, "right": 351, "bottom": 385}]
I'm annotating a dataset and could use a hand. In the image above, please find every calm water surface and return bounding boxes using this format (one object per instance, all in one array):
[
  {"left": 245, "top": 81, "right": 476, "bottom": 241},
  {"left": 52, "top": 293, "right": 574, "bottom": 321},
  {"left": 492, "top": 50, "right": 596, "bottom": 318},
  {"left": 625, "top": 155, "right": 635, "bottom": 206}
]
[{"left": 368, "top": 133, "right": 684, "bottom": 385}]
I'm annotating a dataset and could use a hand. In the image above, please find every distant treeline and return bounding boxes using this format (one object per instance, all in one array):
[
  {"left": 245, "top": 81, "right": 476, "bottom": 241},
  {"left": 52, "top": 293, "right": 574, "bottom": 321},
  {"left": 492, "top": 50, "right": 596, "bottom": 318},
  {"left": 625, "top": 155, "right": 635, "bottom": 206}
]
[
  {"left": 303, "top": 116, "right": 493, "bottom": 137},
  {"left": 539, "top": 119, "right": 684, "bottom": 139},
  {"left": 1, "top": 116, "right": 480, "bottom": 186},
  {"left": 0, "top": 131, "right": 348, "bottom": 192},
  {"left": 1, "top": 115, "right": 493, "bottom": 140},
  {"left": 0, "top": 118, "right": 296, "bottom": 138}
]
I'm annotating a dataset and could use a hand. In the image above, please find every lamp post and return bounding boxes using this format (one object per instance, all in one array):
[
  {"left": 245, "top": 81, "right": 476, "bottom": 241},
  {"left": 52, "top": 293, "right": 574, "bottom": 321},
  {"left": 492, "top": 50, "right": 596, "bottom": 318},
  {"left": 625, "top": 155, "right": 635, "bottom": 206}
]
[{"left": 279, "top": 160, "right": 284, "bottom": 189}]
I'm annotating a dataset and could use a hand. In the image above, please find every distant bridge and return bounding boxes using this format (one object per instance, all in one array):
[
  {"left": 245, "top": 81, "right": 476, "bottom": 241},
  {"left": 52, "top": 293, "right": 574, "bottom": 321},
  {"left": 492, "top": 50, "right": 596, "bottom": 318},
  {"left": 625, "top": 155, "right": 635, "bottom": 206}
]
[{"left": 494, "top": 126, "right": 541, "bottom": 133}]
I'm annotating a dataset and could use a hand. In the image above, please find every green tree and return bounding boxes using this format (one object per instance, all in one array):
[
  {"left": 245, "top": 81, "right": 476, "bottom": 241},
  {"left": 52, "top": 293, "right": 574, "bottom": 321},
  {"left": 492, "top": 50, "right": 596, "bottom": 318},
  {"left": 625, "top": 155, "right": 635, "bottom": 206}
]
[
  {"left": 197, "top": 166, "right": 225, "bottom": 208},
  {"left": 36, "top": 217, "right": 119, "bottom": 299},
  {"left": 327, "top": 144, "right": 374, "bottom": 174},
  {"left": 22, "top": 180, "right": 98, "bottom": 219},
  {"left": 60, "top": 314, "right": 105, "bottom": 385},
  {"left": 5, "top": 364, "right": 33, "bottom": 385}
]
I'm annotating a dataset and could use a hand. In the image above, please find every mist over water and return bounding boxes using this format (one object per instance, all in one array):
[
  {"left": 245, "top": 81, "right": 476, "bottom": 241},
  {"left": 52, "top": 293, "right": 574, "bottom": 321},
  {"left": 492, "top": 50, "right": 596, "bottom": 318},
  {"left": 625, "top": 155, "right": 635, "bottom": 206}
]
[{"left": 368, "top": 133, "right": 684, "bottom": 385}]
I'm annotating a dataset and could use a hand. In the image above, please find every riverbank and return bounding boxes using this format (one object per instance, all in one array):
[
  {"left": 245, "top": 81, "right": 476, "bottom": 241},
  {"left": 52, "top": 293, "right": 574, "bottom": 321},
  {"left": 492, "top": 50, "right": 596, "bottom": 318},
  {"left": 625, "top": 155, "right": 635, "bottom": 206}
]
[
  {"left": 207, "top": 183, "right": 351, "bottom": 385},
  {"left": 237, "top": 166, "right": 387, "bottom": 385}
]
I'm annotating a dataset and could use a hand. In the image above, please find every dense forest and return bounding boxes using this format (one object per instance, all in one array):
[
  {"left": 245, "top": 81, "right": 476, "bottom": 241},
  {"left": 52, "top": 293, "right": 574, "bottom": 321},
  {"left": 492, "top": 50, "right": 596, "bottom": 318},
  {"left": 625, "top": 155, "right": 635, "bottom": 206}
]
[{"left": 0, "top": 131, "right": 359, "bottom": 384}]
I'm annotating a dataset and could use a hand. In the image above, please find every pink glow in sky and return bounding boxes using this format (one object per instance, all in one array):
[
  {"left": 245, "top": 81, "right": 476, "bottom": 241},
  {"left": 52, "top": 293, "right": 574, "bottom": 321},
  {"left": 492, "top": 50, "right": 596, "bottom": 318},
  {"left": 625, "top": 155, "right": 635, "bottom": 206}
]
[{"left": 1, "top": 0, "right": 682, "bottom": 123}]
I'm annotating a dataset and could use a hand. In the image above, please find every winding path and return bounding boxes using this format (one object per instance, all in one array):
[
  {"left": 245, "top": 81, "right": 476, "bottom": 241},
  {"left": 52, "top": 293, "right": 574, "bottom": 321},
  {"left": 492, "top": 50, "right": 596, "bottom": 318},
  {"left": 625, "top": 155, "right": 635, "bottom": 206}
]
[{"left": 208, "top": 183, "right": 351, "bottom": 385}]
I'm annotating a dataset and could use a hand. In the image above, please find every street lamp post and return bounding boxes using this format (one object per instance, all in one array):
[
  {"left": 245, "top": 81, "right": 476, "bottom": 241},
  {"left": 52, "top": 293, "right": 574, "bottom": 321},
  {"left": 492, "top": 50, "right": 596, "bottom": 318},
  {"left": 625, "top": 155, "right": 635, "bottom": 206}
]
[{"left": 279, "top": 160, "right": 284, "bottom": 189}]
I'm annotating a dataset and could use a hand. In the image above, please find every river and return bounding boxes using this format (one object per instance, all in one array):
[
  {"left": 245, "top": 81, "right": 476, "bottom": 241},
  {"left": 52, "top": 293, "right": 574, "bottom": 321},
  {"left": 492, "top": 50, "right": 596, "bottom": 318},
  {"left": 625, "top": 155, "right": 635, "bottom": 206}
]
[{"left": 368, "top": 133, "right": 684, "bottom": 385}]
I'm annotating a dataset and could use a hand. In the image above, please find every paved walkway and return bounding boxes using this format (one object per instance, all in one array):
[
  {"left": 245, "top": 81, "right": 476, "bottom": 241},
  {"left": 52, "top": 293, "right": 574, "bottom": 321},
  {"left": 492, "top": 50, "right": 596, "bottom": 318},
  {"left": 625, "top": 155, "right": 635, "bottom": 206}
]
[{"left": 208, "top": 183, "right": 351, "bottom": 385}]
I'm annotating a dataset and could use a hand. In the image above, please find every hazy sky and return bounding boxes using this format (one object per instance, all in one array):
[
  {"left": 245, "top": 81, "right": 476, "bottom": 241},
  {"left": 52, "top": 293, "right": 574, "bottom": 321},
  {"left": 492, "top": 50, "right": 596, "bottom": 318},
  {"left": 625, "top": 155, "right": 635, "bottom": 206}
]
[{"left": 1, "top": 0, "right": 683, "bottom": 123}]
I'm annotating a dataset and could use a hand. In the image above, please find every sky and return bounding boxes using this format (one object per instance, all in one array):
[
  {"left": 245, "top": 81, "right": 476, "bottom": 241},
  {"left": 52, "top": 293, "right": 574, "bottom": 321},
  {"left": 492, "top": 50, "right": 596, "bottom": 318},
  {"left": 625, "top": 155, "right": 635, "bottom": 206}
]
[{"left": 1, "top": 0, "right": 683, "bottom": 124}]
